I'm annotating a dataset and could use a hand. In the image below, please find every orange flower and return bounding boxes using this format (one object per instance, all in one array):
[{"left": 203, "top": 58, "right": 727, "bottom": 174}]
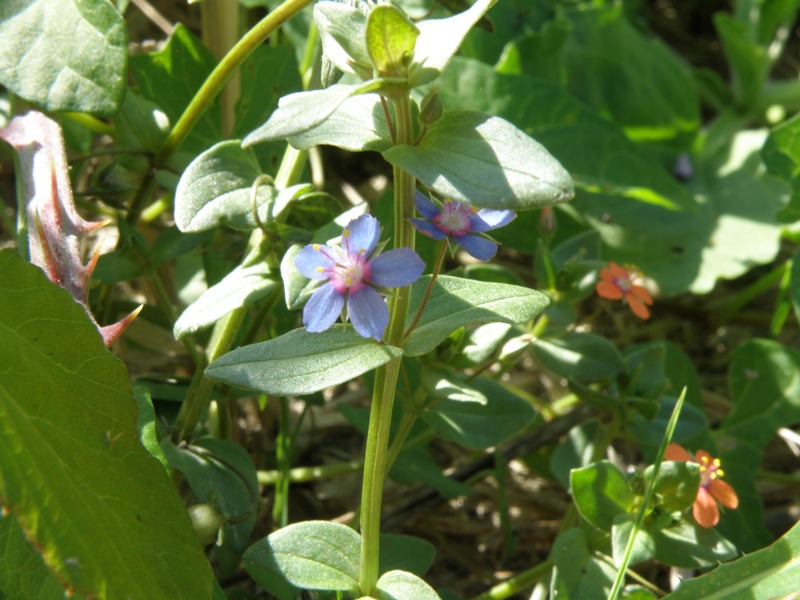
[
  {"left": 595, "top": 261, "right": 653, "bottom": 320},
  {"left": 665, "top": 443, "right": 739, "bottom": 528}
]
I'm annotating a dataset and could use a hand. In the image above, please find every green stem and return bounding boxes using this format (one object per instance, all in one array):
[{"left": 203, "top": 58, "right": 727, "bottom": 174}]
[
  {"left": 358, "top": 93, "right": 416, "bottom": 597},
  {"left": 154, "top": 0, "right": 316, "bottom": 166},
  {"left": 469, "top": 558, "right": 553, "bottom": 600},
  {"left": 257, "top": 459, "right": 364, "bottom": 485},
  {"left": 403, "top": 240, "right": 447, "bottom": 341}
]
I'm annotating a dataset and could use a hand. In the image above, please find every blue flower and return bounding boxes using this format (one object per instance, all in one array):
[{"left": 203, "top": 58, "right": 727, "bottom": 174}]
[
  {"left": 294, "top": 214, "right": 425, "bottom": 340},
  {"left": 409, "top": 192, "right": 516, "bottom": 261}
]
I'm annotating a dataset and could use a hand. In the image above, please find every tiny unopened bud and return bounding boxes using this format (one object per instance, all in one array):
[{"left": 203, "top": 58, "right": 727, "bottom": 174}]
[
  {"left": 419, "top": 88, "right": 444, "bottom": 126},
  {"left": 539, "top": 206, "right": 556, "bottom": 237},
  {"left": 188, "top": 503, "right": 223, "bottom": 547}
]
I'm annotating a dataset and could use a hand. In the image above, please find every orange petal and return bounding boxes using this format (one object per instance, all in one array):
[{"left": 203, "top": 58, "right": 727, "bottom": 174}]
[
  {"left": 631, "top": 285, "right": 653, "bottom": 305},
  {"left": 665, "top": 443, "right": 693, "bottom": 462},
  {"left": 608, "top": 261, "right": 627, "bottom": 278},
  {"left": 626, "top": 294, "right": 651, "bottom": 320},
  {"left": 596, "top": 281, "right": 624, "bottom": 300},
  {"left": 695, "top": 449, "right": 714, "bottom": 464},
  {"left": 710, "top": 478, "right": 739, "bottom": 510},
  {"left": 693, "top": 487, "right": 720, "bottom": 528}
]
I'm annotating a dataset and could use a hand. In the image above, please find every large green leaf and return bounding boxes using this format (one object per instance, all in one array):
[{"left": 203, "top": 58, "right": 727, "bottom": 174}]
[
  {"left": 0, "top": 0, "right": 127, "bottom": 116},
  {"left": 404, "top": 275, "right": 549, "bottom": 356},
  {"left": 244, "top": 521, "right": 361, "bottom": 593},
  {"left": 552, "top": 528, "right": 616, "bottom": 600},
  {"left": 664, "top": 519, "right": 800, "bottom": 600},
  {"left": 0, "top": 249, "right": 214, "bottom": 599},
  {"left": 570, "top": 460, "right": 634, "bottom": 531},
  {"left": 206, "top": 327, "right": 403, "bottom": 396},
  {"left": 531, "top": 332, "right": 625, "bottom": 382},
  {"left": 129, "top": 23, "right": 220, "bottom": 156},
  {"left": 0, "top": 514, "right": 69, "bottom": 599},
  {"left": 383, "top": 110, "right": 574, "bottom": 210},
  {"left": 376, "top": 570, "right": 441, "bottom": 600}
]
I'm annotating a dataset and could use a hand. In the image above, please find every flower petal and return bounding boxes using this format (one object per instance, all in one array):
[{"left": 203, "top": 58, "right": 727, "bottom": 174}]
[
  {"left": 596, "top": 281, "right": 624, "bottom": 300},
  {"left": 710, "top": 478, "right": 739, "bottom": 510},
  {"left": 369, "top": 248, "right": 425, "bottom": 287},
  {"left": 410, "top": 217, "right": 447, "bottom": 240},
  {"left": 303, "top": 282, "right": 344, "bottom": 332},
  {"left": 665, "top": 443, "right": 693, "bottom": 462},
  {"left": 343, "top": 214, "right": 380, "bottom": 257},
  {"left": 455, "top": 233, "right": 498, "bottom": 261},
  {"left": 626, "top": 294, "right": 651, "bottom": 320},
  {"left": 295, "top": 244, "right": 335, "bottom": 280},
  {"left": 631, "top": 285, "right": 654, "bottom": 305},
  {"left": 348, "top": 287, "right": 388, "bottom": 340},
  {"left": 414, "top": 190, "right": 440, "bottom": 220},
  {"left": 693, "top": 487, "right": 720, "bottom": 528},
  {"left": 470, "top": 209, "right": 515, "bottom": 233}
]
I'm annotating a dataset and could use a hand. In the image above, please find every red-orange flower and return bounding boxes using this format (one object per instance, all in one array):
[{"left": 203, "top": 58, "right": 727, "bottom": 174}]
[
  {"left": 595, "top": 261, "right": 653, "bottom": 320},
  {"left": 665, "top": 443, "right": 739, "bottom": 528}
]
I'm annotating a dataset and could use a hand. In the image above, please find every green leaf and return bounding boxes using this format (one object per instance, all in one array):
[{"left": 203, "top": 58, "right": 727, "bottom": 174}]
[
  {"left": 663, "top": 519, "right": 800, "bottom": 599},
  {"left": 436, "top": 57, "right": 694, "bottom": 212},
  {"left": 651, "top": 520, "right": 737, "bottom": 569},
  {"left": 383, "top": 110, "right": 573, "bottom": 210},
  {"left": 379, "top": 534, "right": 436, "bottom": 578},
  {"left": 409, "top": 0, "right": 498, "bottom": 87},
  {"left": 174, "top": 260, "right": 279, "bottom": 338},
  {"left": 206, "top": 327, "right": 403, "bottom": 396},
  {"left": 133, "top": 385, "right": 169, "bottom": 473},
  {"left": 531, "top": 332, "right": 625, "bottom": 382},
  {"left": 115, "top": 90, "right": 170, "bottom": 169},
  {"left": 275, "top": 93, "right": 393, "bottom": 153},
  {"left": 0, "top": 514, "right": 68, "bottom": 600},
  {"left": 723, "top": 338, "right": 800, "bottom": 449},
  {"left": 552, "top": 528, "right": 615, "bottom": 600},
  {"left": 129, "top": 23, "right": 220, "bottom": 155},
  {"left": 714, "top": 12, "right": 769, "bottom": 111},
  {"left": 420, "top": 372, "right": 536, "bottom": 449},
  {"left": 244, "top": 521, "right": 361, "bottom": 593},
  {"left": 404, "top": 275, "right": 549, "bottom": 357},
  {"left": 174, "top": 140, "right": 275, "bottom": 232},
  {"left": 762, "top": 112, "right": 800, "bottom": 222},
  {"left": 161, "top": 438, "right": 258, "bottom": 554},
  {"left": 314, "top": 2, "right": 372, "bottom": 77},
  {"left": 612, "top": 514, "right": 655, "bottom": 567},
  {"left": 646, "top": 461, "right": 699, "bottom": 512},
  {"left": 570, "top": 460, "right": 634, "bottom": 531},
  {"left": 367, "top": 4, "right": 419, "bottom": 76},
  {"left": 0, "top": 249, "right": 215, "bottom": 598},
  {"left": 377, "top": 570, "right": 441, "bottom": 600},
  {"left": 561, "top": 5, "right": 699, "bottom": 149},
  {"left": 243, "top": 80, "right": 387, "bottom": 146},
  {"left": 0, "top": 0, "right": 127, "bottom": 116}
]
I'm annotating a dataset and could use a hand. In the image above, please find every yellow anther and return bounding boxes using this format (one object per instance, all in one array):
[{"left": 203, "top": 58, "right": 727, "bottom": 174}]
[{"left": 313, "top": 244, "right": 321, "bottom": 251}]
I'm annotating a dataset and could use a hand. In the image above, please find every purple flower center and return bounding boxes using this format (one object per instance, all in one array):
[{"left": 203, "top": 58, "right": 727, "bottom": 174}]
[
  {"left": 320, "top": 246, "right": 372, "bottom": 293},
  {"left": 434, "top": 199, "right": 474, "bottom": 236}
]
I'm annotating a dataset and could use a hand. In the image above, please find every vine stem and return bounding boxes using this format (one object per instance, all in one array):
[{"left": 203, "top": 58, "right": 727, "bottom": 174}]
[
  {"left": 358, "top": 93, "right": 415, "bottom": 596},
  {"left": 154, "top": 0, "right": 316, "bottom": 166}
]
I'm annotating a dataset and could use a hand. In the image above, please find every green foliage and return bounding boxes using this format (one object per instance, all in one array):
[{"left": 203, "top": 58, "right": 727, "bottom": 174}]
[
  {"left": 0, "top": 0, "right": 127, "bottom": 116},
  {"left": 0, "top": 250, "right": 214, "bottom": 598}
]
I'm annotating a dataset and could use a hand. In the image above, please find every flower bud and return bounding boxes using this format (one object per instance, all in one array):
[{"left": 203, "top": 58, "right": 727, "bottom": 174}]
[
  {"left": 419, "top": 88, "right": 444, "bottom": 126},
  {"left": 188, "top": 503, "right": 223, "bottom": 547}
]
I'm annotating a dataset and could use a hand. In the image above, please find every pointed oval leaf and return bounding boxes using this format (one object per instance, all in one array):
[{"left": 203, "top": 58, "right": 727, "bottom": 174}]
[
  {"left": 175, "top": 140, "right": 276, "bottom": 232},
  {"left": 404, "top": 275, "right": 549, "bottom": 357},
  {"left": 244, "top": 521, "right": 361, "bottom": 593},
  {"left": 174, "top": 261, "right": 279, "bottom": 338},
  {"left": 243, "top": 80, "right": 386, "bottom": 146},
  {"left": 0, "top": 250, "right": 214, "bottom": 598},
  {"left": 383, "top": 110, "right": 573, "bottom": 210},
  {"left": 377, "top": 570, "right": 441, "bottom": 600},
  {"left": 206, "top": 327, "right": 402, "bottom": 396},
  {"left": 531, "top": 331, "right": 625, "bottom": 382},
  {"left": 570, "top": 460, "right": 634, "bottom": 531},
  {"left": 366, "top": 4, "right": 419, "bottom": 76},
  {"left": 0, "top": 0, "right": 127, "bottom": 116}
]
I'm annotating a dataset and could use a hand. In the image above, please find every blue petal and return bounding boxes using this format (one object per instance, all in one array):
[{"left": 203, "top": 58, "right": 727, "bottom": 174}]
[
  {"left": 342, "top": 214, "right": 380, "bottom": 258},
  {"left": 470, "top": 209, "right": 516, "bottom": 233},
  {"left": 348, "top": 287, "right": 388, "bottom": 340},
  {"left": 410, "top": 218, "right": 447, "bottom": 240},
  {"left": 295, "top": 244, "right": 335, "bottom": 280},
  {"left": 455, "top": 234, "right": 498, "bottom": 261},
  {"left": 414, "top": 191, "right": 440, "bottom": 220},
  {"left": 369, "top": 248, "right": 426, "bottom": 287},
  {"left": 303, "top": 282, "right": 345, "bottom": 332}
]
